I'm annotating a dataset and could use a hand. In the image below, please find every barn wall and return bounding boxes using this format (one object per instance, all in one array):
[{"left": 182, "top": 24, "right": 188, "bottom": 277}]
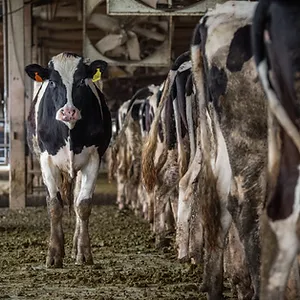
[{"left": 31, "top": 1, "right": 201, "bottom": 110}]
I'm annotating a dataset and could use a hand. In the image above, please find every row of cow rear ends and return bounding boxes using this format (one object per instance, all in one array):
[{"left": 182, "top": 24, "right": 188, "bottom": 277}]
[{"left": 110, "top": 1, "right": 300, "bottom": 299}]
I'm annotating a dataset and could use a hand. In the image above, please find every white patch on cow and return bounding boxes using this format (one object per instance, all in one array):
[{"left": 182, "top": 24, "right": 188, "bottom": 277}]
[
  {"left": 51, "top": 140, "right": 97, "bottom": 178},
  {"left": 75, "top": 149, "right": 100, "bottom": 202},
  {"left": 206, "top": 1, "right": 257, "bottom": 20},
  {"left": 118, "top": 100, "right": 131, "bottom": 130},
  {"left": 177, "top": 140, "right": 202, "bottom": 260},
  {"left": 178, "top": 61, "right": 192, "bottom": 73},
  {"left": 203, "top": 1, "right": 257, "bottom": 68},
  {"left": 40, "top": 151, "right": 60, "bottom": 198},
  {"left": 35, "top": 81, "right": 49, "bottom": 134},
  {"left": 52, "top": 53, "right": 82, "bottom": 129},
  {"left": 267, "top": 165, "right": 300, "bottom": 292},
  {"left": 173, "top": 96, "right": 184, "bottom": 168},
  {"left": 213, "top": 113, "right": 232, "bottom": 230},
  {"left": 32, "top": 81, "right": 50, "bottom": 156}
]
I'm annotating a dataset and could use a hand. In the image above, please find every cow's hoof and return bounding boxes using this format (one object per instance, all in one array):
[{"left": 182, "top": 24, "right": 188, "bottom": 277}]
[
  {"left": 207, "top": 293, "right": 224, "bottom": 300},
  {"left": 46, "top": 254, "right": 63, "bottom": 268},
  {"left": 75, "top": 251, "right": 93, "bottom": 265},
  {"left": 178, "top": 256, "right": 190, "bottom": 263},
  {"left": 46, "top": 245, "right": 64, "bottom": 268},
  {"left": 199, "top": 283, "right": 209, "bottom": 293},
  {"left": 155, "top": 235, "right": 170, "bottom": 249}
]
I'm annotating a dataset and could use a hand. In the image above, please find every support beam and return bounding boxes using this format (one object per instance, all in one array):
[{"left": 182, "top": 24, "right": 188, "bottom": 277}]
[{"left": 7, "top": 0, "right": 26, "bottom": 209}]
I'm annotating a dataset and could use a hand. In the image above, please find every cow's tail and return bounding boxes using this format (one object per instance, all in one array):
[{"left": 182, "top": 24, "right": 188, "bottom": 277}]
[
  {"left": 61, "top": 172, "right": 73, "bottom": 215},
  {"left": 108, "top": 145, "right": 118, "bottom": 183},
  {"left": 191, "top": 22, "right": 221, "bottom": 250},
  {"left": 142, "top": 75, "right": 171, "bottom": 192}
]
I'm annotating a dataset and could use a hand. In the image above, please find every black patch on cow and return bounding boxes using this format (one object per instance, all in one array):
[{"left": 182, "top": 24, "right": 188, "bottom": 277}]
[
  {"left": 144, "top": 101, "right": 152, "bottom": 133},
  {"left": 267, "top": 130, "right": 300, "bottom": 221},
  {"left": 139, "top": 100, "right": 147, "bottom": 132},
  {"left": 156, "top": 88, "right": 163, "bottom": 107},
  {"left": 87, "top": 60, "right": 108, "bottom": 78},
  {"left": 70, "top": 88, "right": 111, "bottom": 157},
  {"left": 176, "top": 68, "right": 191, "bottom": 138},
  {"left": 185, "top": 73, "right": 193, "bottom": 97},
  {"left": 25, "top": 64, "right": 50, "bottom": 81},
  {"left": 208, "top": 65, "right": 228, "bottom": 116},
  {"left": 131, "top": 102, "right": 142, "bottom": 121},
  {"left": 37, "top": 69, "right": 69, "bottom": 154},
  {"left": 171, "top": 51, "right": 190, "bottom": 71},
  {"left": 127, "top": 87, "right": 153, "bottom": 114},
  {"left": 251, "top": 0, "right": 271, "bottom": 66},
  {"left": 158, "top": 122, "right": 164, "bottom": 143},
  {"left": 57, "top": 191, "right": 63, "bottom": 207},
  {"left": 226, "top": 25, "right": 252, "bottom": 72},
  {"left": 191, "top": 22, "right": 202, "bottom": 46},
  {"left": 165, "top": 92, "right": 176, "bottom": 150}
]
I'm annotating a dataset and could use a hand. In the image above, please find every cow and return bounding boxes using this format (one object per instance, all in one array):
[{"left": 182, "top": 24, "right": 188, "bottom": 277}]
[
  {"left": 109, "top": 86, "right": 158, "bottom": 213},
  {"left": 142, "top": 52, "right": 195, "bottom": 247},
  {"left": 175, "top": 2, "right": 268, "bottom": 299},
  {"left": 25, "top": 52, "right": 112, "bottom": 267},
  {"left": 252, "top": 1, "right": 300, "bottom": 299}
]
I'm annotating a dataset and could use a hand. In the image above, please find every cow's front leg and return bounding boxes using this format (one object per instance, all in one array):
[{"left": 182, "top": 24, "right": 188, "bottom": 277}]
[
  {"left": 73, "top": 151, "right": 100, "bottom": 265},
  {"left": 40, "top": 154, "right": 64, "bottom": 268}
]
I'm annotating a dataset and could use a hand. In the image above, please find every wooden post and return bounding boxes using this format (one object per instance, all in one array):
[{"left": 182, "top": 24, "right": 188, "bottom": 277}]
[
  {"left": 7, "top": 0, "right": 26, "bottom": 209},
  {"left": 24, "top": 2, "right": 33, "bottom": 196}
]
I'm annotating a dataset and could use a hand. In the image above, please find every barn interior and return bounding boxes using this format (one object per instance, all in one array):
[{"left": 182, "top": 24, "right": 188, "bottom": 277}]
[{"left": 0, "top": 0, "right": 220, "bottom": 208}]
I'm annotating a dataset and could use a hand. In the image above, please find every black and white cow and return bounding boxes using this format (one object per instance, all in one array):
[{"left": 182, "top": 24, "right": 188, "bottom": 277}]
[
  {"left": 252, "top": 1, "right": 300, "bottom": 299},
  {"left": 25, "top": 52, "right": 112, "bottom": 267},
  {"left": 178, "top": 2, "right": 268, "bottom": 299}
]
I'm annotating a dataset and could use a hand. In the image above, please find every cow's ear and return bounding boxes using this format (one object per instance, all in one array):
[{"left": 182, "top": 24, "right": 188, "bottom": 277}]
[
  {"left": 25, "top": 64, "right": 49, "bottom": 82},
  {"left": 88, "top": 60, "right": 108, "bottom": 82}
]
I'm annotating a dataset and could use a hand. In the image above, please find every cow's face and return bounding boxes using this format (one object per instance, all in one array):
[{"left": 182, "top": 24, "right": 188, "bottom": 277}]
[{"left": 25, "top": 52, "right": 107, "bottom": 129}]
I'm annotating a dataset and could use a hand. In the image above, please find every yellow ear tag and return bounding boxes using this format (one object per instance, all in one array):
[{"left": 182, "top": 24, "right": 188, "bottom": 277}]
[
  {"left": 34, "top": 72, "right": 43, "bottom": 82},
  {"left": 92, "top": 68, "right": 101, "bottom": 82}
]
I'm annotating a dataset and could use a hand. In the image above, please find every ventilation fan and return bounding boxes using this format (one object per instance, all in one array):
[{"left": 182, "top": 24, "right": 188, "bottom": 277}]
[
  {"left": 137, "top": 0, "right": 201, "bottom": 10},
  {"left": 83, "top": 0, "right": 173, "bottom": 67},
  {"left": 107, "top": 0, "right": 213, "bottom": 15}
]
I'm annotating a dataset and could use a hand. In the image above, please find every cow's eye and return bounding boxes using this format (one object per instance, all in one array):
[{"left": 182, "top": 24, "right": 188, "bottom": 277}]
[{"left": 49, "top": 80, "right": 56, "bottom": 88}]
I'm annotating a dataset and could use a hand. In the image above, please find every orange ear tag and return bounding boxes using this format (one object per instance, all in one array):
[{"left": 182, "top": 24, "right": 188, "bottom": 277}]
[{"left": 34, "top": 72, "right": 43, "bottom": 82}]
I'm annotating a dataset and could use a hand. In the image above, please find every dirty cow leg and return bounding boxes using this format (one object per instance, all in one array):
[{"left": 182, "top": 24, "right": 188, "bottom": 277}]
[
  {"left": 261, "top": 213, "right": 300, "bottom": 300},
  {"left": 72, "top": 171, "right": 81, "bottom": 260},
  {"left": 176, "top": 148, "right": 201, "bottom": 262},
  {"left": 40, "top": 154, "right": 64, "bottom": 268},
  {"left": 153, "top": 195, "right": 168, "bottom": 248},
  {"left": 176, "top": 180, "right": 191, "bottom": 262},
  {"left": 201, "top": 204, "right": 232, "bottom": 300},
  {"left": 116, "top": 174, "right": 126, "bottom": 210},
  {"left": 73, "top": 151, "right": 100, "bottom": 265}
]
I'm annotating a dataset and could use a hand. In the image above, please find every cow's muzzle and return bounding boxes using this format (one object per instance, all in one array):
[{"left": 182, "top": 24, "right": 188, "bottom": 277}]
[{"left": 56, "top": 105, "right": 81, "bottom": 125}]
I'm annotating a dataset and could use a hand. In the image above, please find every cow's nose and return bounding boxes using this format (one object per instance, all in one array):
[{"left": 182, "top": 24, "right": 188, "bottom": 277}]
[
  {"left": 62, "top": 107, "right": 76, "bottom": 118},
  {"left": 57, "top": 105, "right": 81, "bottom": 123}
]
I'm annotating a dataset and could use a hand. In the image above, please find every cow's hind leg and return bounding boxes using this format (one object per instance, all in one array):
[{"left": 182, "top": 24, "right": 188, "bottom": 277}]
[
  {"left": 40, "top": 154, "right": 64, "bottom": 268},
  {"left": 201, "top": 204, "right": 232, "bottom": 300},
  {"left": 260, "top": 213, "right": 300, "bottom": 300},
  {"left": 73, "top": 151, "right": 100, "bottom": 265}
]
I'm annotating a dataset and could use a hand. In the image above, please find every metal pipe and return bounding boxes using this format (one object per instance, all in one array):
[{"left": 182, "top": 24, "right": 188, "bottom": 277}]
[{"left": 2, "top": 0, "right": 9, "bottom": 166}]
